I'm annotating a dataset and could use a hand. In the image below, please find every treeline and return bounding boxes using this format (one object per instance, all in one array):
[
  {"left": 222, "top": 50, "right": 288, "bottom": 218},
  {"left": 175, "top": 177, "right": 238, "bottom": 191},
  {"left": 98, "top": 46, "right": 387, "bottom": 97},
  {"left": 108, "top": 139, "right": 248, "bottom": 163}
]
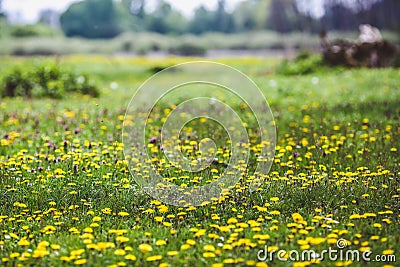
[
  {"left": 57, "top": 0, "right": 400, "bottom": 39},
  {"left": 1, "top": 0, "right": 399, "bottom": 39}
]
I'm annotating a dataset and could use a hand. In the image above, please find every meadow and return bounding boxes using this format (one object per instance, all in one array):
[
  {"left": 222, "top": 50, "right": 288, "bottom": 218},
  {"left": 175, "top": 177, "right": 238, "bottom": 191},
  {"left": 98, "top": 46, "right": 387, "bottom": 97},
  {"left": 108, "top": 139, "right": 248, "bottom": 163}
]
[{"left": 0, "top": 55, "right": 399, "bottom": 267}]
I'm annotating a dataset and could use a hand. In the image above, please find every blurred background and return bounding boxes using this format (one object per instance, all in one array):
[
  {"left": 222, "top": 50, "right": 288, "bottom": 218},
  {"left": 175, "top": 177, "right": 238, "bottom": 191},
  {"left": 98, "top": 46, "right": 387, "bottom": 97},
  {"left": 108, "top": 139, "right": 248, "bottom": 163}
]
[{"left": 0, "top": 0, "right": 399, "bottom": 57}]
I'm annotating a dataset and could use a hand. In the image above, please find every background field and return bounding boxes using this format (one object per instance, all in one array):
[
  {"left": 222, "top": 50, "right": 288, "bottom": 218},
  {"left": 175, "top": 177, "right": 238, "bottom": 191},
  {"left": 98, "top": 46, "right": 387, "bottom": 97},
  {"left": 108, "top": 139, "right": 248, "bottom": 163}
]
[{"left": 0, "top": 56, "right": 399, "bottom": 266}]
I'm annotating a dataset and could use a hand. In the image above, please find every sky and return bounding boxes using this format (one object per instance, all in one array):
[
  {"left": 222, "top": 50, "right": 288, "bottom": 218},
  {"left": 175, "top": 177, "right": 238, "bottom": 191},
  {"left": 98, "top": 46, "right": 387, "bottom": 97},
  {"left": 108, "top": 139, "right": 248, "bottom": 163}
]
[{"left": 2, "top": 0, "right": 243, "bottom": 24}]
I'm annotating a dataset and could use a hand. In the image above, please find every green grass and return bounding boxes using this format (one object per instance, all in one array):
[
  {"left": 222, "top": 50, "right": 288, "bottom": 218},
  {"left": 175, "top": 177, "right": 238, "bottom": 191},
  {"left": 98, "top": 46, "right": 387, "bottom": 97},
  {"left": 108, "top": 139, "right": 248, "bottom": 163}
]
[{"left": 0, "top": 56, "right": 399, "bottom": 267}]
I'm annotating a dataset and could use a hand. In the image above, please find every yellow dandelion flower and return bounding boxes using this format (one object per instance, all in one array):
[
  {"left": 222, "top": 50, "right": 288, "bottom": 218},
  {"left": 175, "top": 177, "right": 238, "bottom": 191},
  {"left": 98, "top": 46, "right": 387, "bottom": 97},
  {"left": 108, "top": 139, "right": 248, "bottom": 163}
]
[
  {"left": 156, "top": 240, "right": 167, "bottom": 246},
  {"left": 10, "top": 252, "right": 20, "bottom": 258},
  {"left": 114, "top": 249, "right": 126, "bottom": 256},
  {"left": 222, "top": 244, "right": 233, "bottom": 250},
  {"left": 163, "top": 222, "right": 172, "bottom": 227},
  {"left": 51, "top": 244, "right": 60, "bottom": 250},
  {"left": 60, "top": 256, "right": 71, "bottom": 262},
  {"left": 167, "top": 251, "right": 178, "bottom": 256},
  {"left": 382, "top": 249, "right": 394, "bottom": 255},
  {"left": 146, "top": 255, "right": 162, "bottom": 262},
  {"left": 186, "top": 239, "right": 196, "bottom": 245},
  {"left": 203, "top": 244, "right": 216, "bottom": 251},
  {"left": 373, "top": 223, "right": 382, "bottom": 228},
  {"left": 181, "top": 244, "right": 191, "bottom": 250},
  {"left": 18, "top": 238, "right": 30, "bottom": 246},
  {"left": 139, "top": 243, "right": 153, "bottom": 254},
  {"left": 70, "top": 249, "right": 85, "bottom": 257},
  {"left": 203, "top": 252, "right": 216, "bottom": 258},
  {"left": 74, "top": 259, "right": 87, "bottom": 265},
  {"left": 92, "top": 216, "right": 101, "bottom": 222},
  {"left": 270, "top": 210, "right": 280, "bottom": 215},
  {"left": 125, "top": 254, "right": 137, "bottom": 261}
]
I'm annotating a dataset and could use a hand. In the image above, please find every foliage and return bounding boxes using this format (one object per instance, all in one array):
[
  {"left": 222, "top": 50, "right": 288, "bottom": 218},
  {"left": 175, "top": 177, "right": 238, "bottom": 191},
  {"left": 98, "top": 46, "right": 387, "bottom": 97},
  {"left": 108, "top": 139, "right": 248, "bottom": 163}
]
[
  {"left": 168, "top": 42, "right": 207, "bottom": 56},
  {"left": 276, "top": 51, "right": 327, "bottom": 75},
  {"left": 9, "top": 23, "right": 61, "bottom": 38},
  {"left": 0, "top": 21, "right": 61, "bottom": 39},
  {"left": 0, "top": 64, "right": 99, "bottom": 99},
  {"left": 55, "top": 0, "right": 400, "bottom": 37},
  {"left": 0, "top": 17, "right": 9, "bottom": 38},
  {"left": 60, "top": 0, "right": 122, "bottom": 38},
  {"left": 321, "top": 0, "right": 400, "bottom": 33},
  {"left": 144, "top": 0, "right": 188, "bottom": 34},
  {"left": 1, "top": 0, "right": 399, "bottom": 41},
  {"left": 267, "top": 0, "right": 300, "bottom": 33}
]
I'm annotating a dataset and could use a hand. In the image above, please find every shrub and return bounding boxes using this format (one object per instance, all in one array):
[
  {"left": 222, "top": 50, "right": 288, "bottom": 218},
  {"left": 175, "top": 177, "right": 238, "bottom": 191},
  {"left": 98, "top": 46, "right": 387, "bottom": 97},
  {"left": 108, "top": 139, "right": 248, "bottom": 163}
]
[
  {"left": 276, "top": 51, "right": 325, "bottom": 75},
  {"left": 0, "top": 64, "right": 99, "bottom": 99},
  {"left": 169, "top": 42, "right": 207, "bottom": 56},
  {"left": 148, "top": 65, "right": 171, "bottom": 74},
  {"left": 10, "top": 24, "right": 62, "bottom": 38},
  {"left": 12, "top": 47, "right": 60, "bottom": 56}
]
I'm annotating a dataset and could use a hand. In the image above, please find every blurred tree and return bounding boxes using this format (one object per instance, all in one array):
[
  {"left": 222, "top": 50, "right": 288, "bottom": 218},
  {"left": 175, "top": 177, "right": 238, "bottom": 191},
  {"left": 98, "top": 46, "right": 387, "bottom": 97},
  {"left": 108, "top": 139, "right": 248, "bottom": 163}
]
[
  {"left": 321, "top": 1, "right": 357, "bottom": 31},
  {"left": 146, "top": 0, "right": 188, "bottom": 34},
  {"left": 114, "top": 0, "right": 140, "bottom": 31},
  {"left": 318, "top": 0, "right": 400, "bottom": 33},
  {"left": 189, "top": 6, "right": 215, "bottom": 34},
  {"left": 54, "top": 0, "right": 399, "bottom": 37},
  {"left": 213, "top": 0, "right": 235, "bottom": 33},
  {"left": 267, "top": 0, "right": 300, "bottom": 32},
  {"left": 0, "top": 0, "right": 8, "bottom": 38},
  {"left": 60, "top": 0, "right": 122, "bottom": 38},
  {"left": 368, "top": 0, "right": 400, "bottom": 32},
  {"left": 39, "top": 9, "right": 60, "bottom": 28},
  {"left": 0, "top": 0, "right": 5, "bottom": 18},
  {"left": 231, "top": 0, "right": 272, "bottom": 31},
  {"left": 232, "top": 0, "right": 257, "bottom": 31},
  {"left": 130, "top": 0, "right": 146, "bottom": 18}
]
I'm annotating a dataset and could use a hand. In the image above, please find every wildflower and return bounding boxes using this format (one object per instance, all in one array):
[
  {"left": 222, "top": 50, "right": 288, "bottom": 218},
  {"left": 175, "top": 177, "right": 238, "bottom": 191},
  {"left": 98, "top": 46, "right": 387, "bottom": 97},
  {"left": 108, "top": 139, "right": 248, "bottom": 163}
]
[
  {"left": 74, "top": 259, "right": 87, "bottom": 265},
  {"left": 181, "top": 244, "right": 191, "bottom": 250},
  {"left": 382, "top": 249, "right": 394, "bottom": 255},
  {"left": 292, "top": 213, "right": 303, "bottom": 222},
  {"left": 270, "top": 210, "right": 280, "bottom": 215},
  {"left": 156, "top": 240, "right": 167, "bottom": 246},
  {"left": 270, "top": 197, "right": 279, "bottom": 202},
  {"left": 146, "top": 255, "right": 162, "bottom": 261},
  {"left": 102, "top": 208, "right": 112, "bottom": 215},
  {"left": 139, "top": 243, "right": 153, "bottom": 254},
  {"left": 18, "top": 238, "right": 30, "bottom": 246},
  {"left": 203, "top": 252, "right": 216, "bottom": 258},
  {"left": 186, "top": 239, "right": 196, "bottom": 245},
  {"left": 125, "top": 254, "right": 137, "bottom": 261},
  {"left": 118, "top": 211, "right": 130, "bottom": 217},
  {"left": 114, "top": 249, "right": 126, "bottom": 256},
  {"left": 116, "top": 236, "right": 129, "bottom": 243},
  {"left": 203, "top": 244, "right": 216, "bottom": 251},
  {"left": 71, "top": 249, "right": 85, "bottom": 257},
  {"left": 167, "top": 251, "right": 178, "bottom": 256},
  {"left": 10, "top": 252, "right": 20, "bottom": 258},
  {"left": 51, "top": 244, "right": 60, "bottom": 250}
]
